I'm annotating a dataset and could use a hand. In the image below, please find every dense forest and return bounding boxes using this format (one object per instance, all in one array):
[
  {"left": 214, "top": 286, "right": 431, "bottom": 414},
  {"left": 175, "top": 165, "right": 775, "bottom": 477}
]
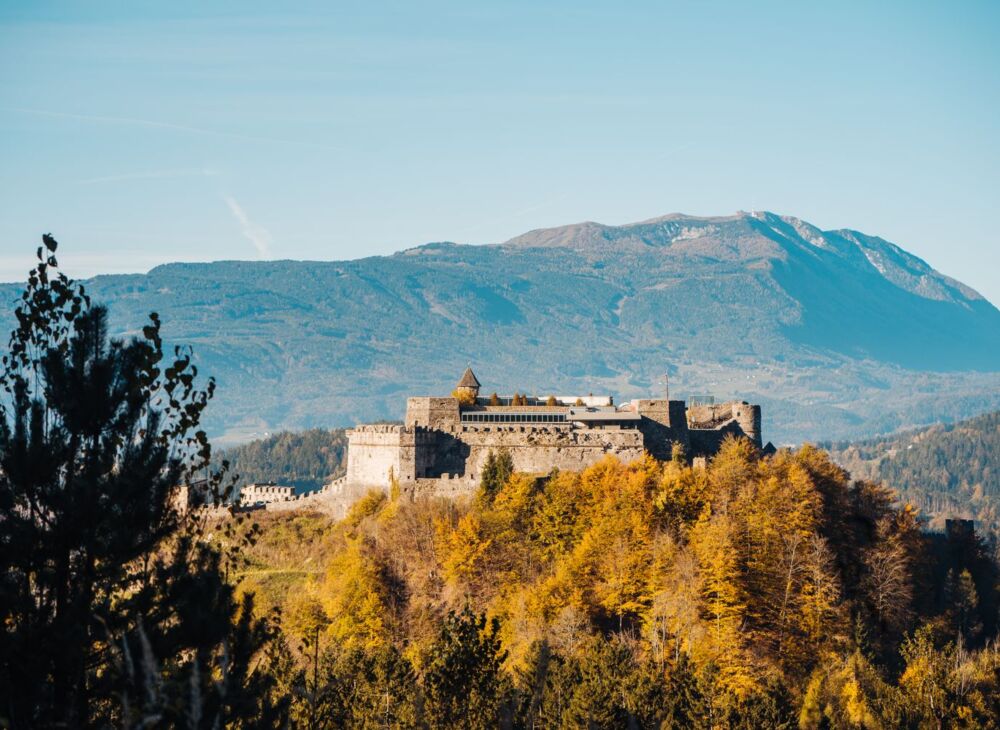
[
  {"left": 226, "top": 443, "right": 1000, "bottom": 728},
  {"left": 214, "top": 428, "right": 348, "bottom": 493},
  {"left": 825, "top": 411, "right": 1000, "bottom": 533},
  {"left": 3, "top": 240, "right": 1000, "bottom": 728}
]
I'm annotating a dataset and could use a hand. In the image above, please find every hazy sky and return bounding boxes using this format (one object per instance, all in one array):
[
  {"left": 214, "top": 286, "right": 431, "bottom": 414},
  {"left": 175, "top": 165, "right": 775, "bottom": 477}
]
[{"left": 1, "top": 1, "right": 998, "bottom": 304}]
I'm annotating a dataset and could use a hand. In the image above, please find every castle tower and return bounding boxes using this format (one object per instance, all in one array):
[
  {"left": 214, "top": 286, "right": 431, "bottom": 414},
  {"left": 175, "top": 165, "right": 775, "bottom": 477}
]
[
  {"left": 455, "top": 366, "right": 481, "bottom": 401},
  {"left": 732, "top": 402, "right": 762, "bottom": 448}
]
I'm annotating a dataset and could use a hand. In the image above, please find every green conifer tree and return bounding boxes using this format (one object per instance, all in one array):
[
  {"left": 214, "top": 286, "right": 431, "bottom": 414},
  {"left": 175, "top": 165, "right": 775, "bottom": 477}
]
[
  {"left": 422, "top": 606, "right": 508, "bottom": 729},
  {"left": 0, "top": 237, "right": 284, "bottom": 728},
  {"left": 480, "top": 447, "right": 514, "bottom": 503}
]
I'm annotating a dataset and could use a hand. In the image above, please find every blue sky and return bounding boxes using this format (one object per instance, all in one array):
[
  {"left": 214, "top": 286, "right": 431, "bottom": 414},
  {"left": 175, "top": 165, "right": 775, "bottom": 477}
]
[{"left": 1, "top": 1, "right": 998, "bottom": 304}]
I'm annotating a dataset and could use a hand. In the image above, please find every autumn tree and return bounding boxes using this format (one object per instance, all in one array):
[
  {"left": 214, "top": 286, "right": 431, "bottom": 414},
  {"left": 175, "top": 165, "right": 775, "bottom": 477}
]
[
  {"left": 451, "top": 388, "right": 477, "bottom": 406},
  {"left": 688, "top": 510, "right": 755, "bottom": 698},
  {"left": 862, "top": 517, "right": 916, "bottom": 632},
  {"left": 531, "top": 468, "right": 587, "bottom": 562}
]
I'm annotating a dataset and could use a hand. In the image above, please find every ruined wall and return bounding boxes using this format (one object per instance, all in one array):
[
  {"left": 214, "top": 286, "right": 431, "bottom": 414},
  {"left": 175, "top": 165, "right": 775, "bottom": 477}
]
[
  {"left": 732, "top": 402, "right": 762, "bottom": 446},
  {"left": 688, "top": 421, "right": 748, "bottom": 456},
  {"left": 636, "top": 399, "right": 690, "bottom": 458},
  {"left": 686, "top": 400, "right": 762, "bottom": 451},
  {"left": 407, "top": 475, "right": 478, "bottom": 501},
  {"left": 413, "top": 427, "right": 471, "bottom": 478},
  {"left": 240, "top": 484, "right": 295, "bottom": 505},
  {"left": 265, "top": 477, "right": 370, "bottom": 520}
]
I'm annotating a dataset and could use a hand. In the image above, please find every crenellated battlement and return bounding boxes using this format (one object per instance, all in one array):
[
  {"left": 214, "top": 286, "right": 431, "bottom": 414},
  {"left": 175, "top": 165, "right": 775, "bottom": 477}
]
[{"left": 312, "top": 368, "right": 765, "bottom": 516}]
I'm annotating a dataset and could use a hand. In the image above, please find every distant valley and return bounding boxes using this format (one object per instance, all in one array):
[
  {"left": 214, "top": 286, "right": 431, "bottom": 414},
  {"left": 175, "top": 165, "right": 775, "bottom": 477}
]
[{"left": 3, "top": 211, "right": 998, "bottom": 444}]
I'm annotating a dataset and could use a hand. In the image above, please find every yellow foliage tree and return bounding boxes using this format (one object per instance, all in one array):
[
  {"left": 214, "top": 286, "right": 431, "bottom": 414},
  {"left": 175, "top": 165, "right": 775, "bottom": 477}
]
[
  {"left": 451, "top": 388, "right": 477, "bottom": 406},
  {"left": 320, "top": 537, "right": 391, "bottom": 652},
  {"left": 689, "top": 509, "right": 757, "bottom": 699},
  {"left": 655, "top": 458, "right": 710, "bottom": 529},
  {"left": 283, "top": 581, "right": 330, "bottom": 641},
  {"left": 436, "top": 511, "right": 493, "bottom": 589}
]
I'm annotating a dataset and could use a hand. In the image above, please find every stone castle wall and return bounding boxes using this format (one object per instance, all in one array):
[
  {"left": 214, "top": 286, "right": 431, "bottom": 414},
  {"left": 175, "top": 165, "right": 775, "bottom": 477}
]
[
  {"left": 686, "top": 400, "right": 763, "bottom": 454},
  {"left": 405, "top": 397, "right": 460, "bottom": 429},
  {"left": 634, "top": 399, "right": 689, "bottom": 459},
  {"left": 240, "top": 483, "right": 295, "bottom": 506},
  {"left": 457, "top": 424, "right": 645, "bottom": 480},
  {"left": 345, "top": 420, "right": 648, "bottom": 501},
  {"left": 281, "top": 390, "right": 766, "bottom": 519},
  {"left": 345, "top": 425, "right": 413, "bottom": 486}
]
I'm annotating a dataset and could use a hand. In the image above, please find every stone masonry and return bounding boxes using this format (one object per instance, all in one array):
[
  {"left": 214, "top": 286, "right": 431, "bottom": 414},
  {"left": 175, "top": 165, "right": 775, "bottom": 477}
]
[
  {"left": 259, "top": 368, "right": 766, "bottom": 518},
  {"left": 343, "top": 368, "right": 763, "bottom": 501}
]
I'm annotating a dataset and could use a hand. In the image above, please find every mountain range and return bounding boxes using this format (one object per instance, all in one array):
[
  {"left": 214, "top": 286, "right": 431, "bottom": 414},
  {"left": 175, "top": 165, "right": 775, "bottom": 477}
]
[{"left": 2, "top": 211, "right": 998, "bottom": 445}]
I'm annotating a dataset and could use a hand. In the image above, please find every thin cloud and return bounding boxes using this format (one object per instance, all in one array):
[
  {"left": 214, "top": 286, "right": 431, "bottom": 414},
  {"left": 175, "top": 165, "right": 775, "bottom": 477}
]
[
  {"left": 10, "top": 107, "right": 341, "bottom": 152},
  {"left": 224, "top": 195, "right": 272, "bottom": 259},
  {"left": 77, "top": 167, "right": 220, "bottom": 185}
]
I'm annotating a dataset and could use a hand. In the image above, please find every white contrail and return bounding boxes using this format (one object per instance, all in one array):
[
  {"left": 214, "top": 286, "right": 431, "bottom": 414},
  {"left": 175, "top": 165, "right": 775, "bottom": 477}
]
[{"left": 224, "top": 195, "right": 272, "bottom": 259}]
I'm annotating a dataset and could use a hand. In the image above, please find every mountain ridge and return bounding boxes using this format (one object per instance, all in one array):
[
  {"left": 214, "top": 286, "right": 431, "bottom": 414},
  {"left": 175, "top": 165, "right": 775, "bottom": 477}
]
[
  {"left": 1, "top": 211, "right": 997, "bottom": 445},
  {"left": 504, "top": 211, "right": 988, "bottom": 305}
]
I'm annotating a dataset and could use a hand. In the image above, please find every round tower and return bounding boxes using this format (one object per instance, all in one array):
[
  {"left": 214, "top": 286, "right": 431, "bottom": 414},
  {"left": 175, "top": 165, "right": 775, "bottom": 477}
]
[{"left": 733, "top": 402, "right": 762, "bottom": 448}]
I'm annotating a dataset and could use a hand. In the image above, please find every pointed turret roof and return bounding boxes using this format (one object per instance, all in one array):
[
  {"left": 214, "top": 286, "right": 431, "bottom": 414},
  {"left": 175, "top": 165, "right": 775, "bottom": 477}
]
[{"left": 457, "top": 367, "right": 481, "bottom": 389}]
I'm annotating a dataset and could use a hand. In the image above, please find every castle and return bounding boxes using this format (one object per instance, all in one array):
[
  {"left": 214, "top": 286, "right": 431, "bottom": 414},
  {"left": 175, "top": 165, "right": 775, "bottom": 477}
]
[{"left": 341, "top": 368, "right": 765, "bottom": 502}]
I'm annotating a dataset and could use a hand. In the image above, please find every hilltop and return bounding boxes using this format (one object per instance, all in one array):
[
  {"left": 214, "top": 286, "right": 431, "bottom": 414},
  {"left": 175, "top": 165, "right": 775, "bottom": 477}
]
[
  {"left": 228, "top": 444, "right": 1000, "bottom": 727},
  {"left": 2, "top": 211, "right": 998, "bottom": 444}
]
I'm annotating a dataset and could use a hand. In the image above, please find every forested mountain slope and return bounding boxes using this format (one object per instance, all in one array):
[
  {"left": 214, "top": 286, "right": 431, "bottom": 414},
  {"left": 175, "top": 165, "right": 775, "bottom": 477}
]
[
  {"left": 3, "top": 212, "right": 998, "bottom": 444},
  {"left": 213, "top": 428, "right": 348, "bottom": 493},
  {"left": 825, "top": 410, "right": 1000, "bottom": 532}
]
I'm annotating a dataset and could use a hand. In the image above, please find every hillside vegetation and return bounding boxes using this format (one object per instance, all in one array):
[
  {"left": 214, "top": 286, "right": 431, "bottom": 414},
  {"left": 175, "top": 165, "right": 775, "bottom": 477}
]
[
  {"left": 4, "top": 212, "right": 998, "bottom": 444},
  {"left": 825, "top": 411, "right": 1000, "bottom": 532},
  {"left": 214, "top": 427, "right": 348, "bottom": 492},
  {"left": 229, "top": 441, "right": 1000, "bottom": 727}
]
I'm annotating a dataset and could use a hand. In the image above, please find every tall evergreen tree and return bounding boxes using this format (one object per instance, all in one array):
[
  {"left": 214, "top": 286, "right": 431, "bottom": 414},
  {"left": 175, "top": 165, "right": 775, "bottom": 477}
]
[
  {"left": 480, "top": 447, "right": 514, "bottom": 503},
  {"left": 0, "top": 237, "right": 283, "bottom": 728},
  {"left": 422, "top": 606, "right": 508, "bottom": 729}
]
